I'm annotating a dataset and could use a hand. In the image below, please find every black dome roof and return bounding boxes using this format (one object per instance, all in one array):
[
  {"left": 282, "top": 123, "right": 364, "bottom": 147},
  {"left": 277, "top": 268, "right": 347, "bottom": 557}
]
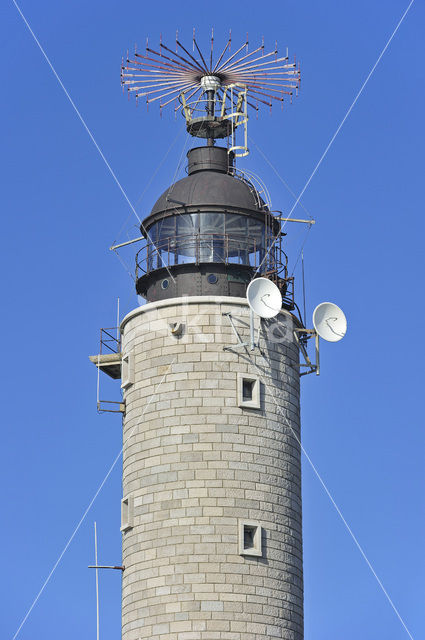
[{"left": 151, "top": 170, "right": 264, "bottom": 215}]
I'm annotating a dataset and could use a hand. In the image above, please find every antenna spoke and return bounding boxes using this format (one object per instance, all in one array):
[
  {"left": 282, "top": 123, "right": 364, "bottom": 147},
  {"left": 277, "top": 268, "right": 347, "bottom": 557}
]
[
  {"left": 144, "top": 82, "right": 195, "bottom": 103},
  {"left": 128, "top": 79, "right": 192, "bottom": 94},
  {"left": 243, "top": 80, "right": 297, "bottom": 91},
  {"left": 191, "top": 37, "right": 209, "bottom": 73},
  {"left": 230, "top": 56, "right": 293, "bottom": 73},
  {"left": 177, "top": 39, "right": 208, "bottom": 73},
  {"left": 234, "top": 70, "right": 299, "bottom": 78},
  {"left": 122, "top": 76, "right": 191, "bottom": 84},
  {"left": 212, "top": 35, "right": 231, "bottom": 73},
  {"left": 223, "top": 47, "right": 276, "bottom": 73},
  {"left": 214, "top": 41, "right": 248, "bottom": 74},
  {"left": 210, "top": 28, "right": 214, "bottom": 71},
  {"left": 136, "top": 50, "right": 193, "bottom": 72},
  {"left": 131, "top": 54, "right": 193, "bottom": 75},
  {"left": 246, "top": 88, "right": 285, "bottom": 102},
  {"left": 229, "top": 66, "right": 298, "bottom": 78},
  {"left": 160, "top": 42, "right": 204, "bottom": 73},
  {"left": 122, "top": 69, "right": 192, "bottom": 80},
  {"left": 145, "top": 46, "right": 197, "bottom": 73}
]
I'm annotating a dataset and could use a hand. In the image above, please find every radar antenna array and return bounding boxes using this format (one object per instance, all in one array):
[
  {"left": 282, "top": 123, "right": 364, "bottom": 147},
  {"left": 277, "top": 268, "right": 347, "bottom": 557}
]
[{"left": 121, "top": 31, "right": 300, "bottom": 118}]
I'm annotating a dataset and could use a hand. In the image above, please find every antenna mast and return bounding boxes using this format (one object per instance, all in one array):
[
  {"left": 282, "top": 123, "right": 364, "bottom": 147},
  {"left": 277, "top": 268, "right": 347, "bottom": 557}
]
[
  {"left": 94, "top": 522, "right": 100, "bottom": 640},
  {"left": 121, "top": 33, "right": 300, "bottom": 157}
]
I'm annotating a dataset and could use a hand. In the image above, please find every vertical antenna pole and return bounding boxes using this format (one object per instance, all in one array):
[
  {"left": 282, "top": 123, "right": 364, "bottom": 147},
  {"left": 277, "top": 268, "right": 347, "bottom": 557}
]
[
  {"left": 210, "top": 28, "right": 214, "bottom": 71},
  {"left": 315, "top": 333, "right": 320, "bottom": 376},
  {"left": 301, "top": 250, "right": 307, "bottom": 328},
  {"left": 94, "top": 522, "right": 100, "bottom": 640},
  {"left": 116, "top": 297, "right": 120, "bottom": 345},
  {"left": 96, "top": 354, "right": 101, "bottom": 413},
  {"left": 250, "top": 308, "right": 255, "bottom": 351}
]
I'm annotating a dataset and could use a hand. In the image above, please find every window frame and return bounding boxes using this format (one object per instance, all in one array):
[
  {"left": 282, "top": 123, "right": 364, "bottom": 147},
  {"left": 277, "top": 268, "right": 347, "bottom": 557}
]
[
  {"left": 121, "top": 351, "right": 134, "bottom": 390},
  {"left": 121, "top": 494, "right": 134, "bottom": 532},
  {"left": 239, "top": 520, "right": 263, "bottom": 557},
  {"left": 237, "top": 373, "right": 260, "bottom": 409}
]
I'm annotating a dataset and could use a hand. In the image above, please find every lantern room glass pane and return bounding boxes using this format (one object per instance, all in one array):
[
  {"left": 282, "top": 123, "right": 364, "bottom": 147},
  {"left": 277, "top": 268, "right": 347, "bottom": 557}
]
[
  {"left": 177, "top": 213, "right": 198, "bottom": 236},
  {"left": 198, "top": 213, "right": 225, "bottom": 262},
  {"left": 176, "top": 213, "right": 198, "bottom": 263},
  {"left": 226, "top": 214, "right": 248, "bottom": 264},
  {"left": 146, "top": 212, "right": 273, "bottom": 271}
]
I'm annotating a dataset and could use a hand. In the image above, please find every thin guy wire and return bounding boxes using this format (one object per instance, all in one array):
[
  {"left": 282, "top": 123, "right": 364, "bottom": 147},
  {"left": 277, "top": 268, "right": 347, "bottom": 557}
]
[
  {"left": 253, "top": 0, "right": 415, "bottom": 277},
  {"left": 249, "top": 136, "right": 314, "bottom": 220},
  {"left": 111, "top": 123, "right": 186, "bottom": 248},
  {"left": 255, "top": 364, "right": 414, "bottom": 640},
  {"left": 135, "top": 124, "right": 186, "bottom": 207},
  {"left": 153, "top": 118, "right": 237, "bottom": 270},
  {"left": 165, "top": 130, "right": 192, "bottom": 201},
  {"left": 111, "top": 120, "right": 189, "bottom": 283},
  {"left": 301, "top": 250, "right": 307, "bottom": 327},
  {"left": 249, "top": 135, "right": 314, "bottom": 280},
  {"left": 290, "top": 224, "right": 312, "bottom": 276},
  {"left": 115, "top": 107, "right": 230, "bottom": 275},
  {"left": 112, "top": 249, "right": 135, "bottom": 283},
  {"left": 120, "top": 62, "right": 224, "bottom": 274},
  {"left": 11, "top": 0, "right": 176, "bottom": 284},
  {"left": 129, "top": 128, "right": 194, "bottom": 276},
  {"left": 162, "top": 117, "right": 242, "bottom": 270},
  {"left": 12, "top": 359, "right": 176, "bottom": 640}
]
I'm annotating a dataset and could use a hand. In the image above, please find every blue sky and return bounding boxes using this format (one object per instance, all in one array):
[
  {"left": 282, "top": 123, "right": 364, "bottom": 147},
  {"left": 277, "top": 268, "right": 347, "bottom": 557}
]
[{"left": 1, "top": 1, "right": 423, "bottom": 639}]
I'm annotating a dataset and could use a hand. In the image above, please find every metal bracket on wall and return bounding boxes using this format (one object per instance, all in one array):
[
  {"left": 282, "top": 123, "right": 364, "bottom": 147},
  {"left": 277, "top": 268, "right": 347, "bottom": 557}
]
[
  {"left": 222, "top": 312, "right": 250, "bottom": 351},
  {"left": 169, "top": 322, "right": 184, "bottom": 337},
  {"left": 276, "top": 217, "right": 316, "bottom": 225},
  {"left": 92, "top": 349, "right": 125, "bottom": 413},
  {"left": 293, "top": 328, "right": 320, "bottom": 376},
  {"left": 97, "top": 400, "right": 125, "bottom": 414},
  {"left": 88, "top": 564, "right": 125, "bottom": 571}
]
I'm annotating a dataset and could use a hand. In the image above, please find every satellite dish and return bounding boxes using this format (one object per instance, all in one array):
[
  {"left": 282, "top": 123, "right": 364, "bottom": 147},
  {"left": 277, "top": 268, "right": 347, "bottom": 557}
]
[
  {"left": 312, "top": 302, "right": 347, "bottom": 342},
  {"left": 247, "top": 278, "right": 282, "bottom": 319}
]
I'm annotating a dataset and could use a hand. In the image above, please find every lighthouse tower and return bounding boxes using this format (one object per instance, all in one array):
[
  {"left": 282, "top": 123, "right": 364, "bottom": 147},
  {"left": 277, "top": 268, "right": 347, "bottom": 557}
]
[{"left": 95, "top": 35, "right": 306, "bottom": 640}]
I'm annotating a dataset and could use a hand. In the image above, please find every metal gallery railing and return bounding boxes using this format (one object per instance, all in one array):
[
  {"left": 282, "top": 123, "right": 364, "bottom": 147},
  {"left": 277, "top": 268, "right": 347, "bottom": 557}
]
[
  {"left": 99, "top": 327, "right": 121, "bottom": 354},
  {"left": 135, "top": 233, "right": 285, "bottom": 275}
]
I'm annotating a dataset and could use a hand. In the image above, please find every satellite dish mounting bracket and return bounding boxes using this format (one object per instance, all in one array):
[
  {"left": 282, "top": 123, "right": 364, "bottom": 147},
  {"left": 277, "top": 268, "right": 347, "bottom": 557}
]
[
  {"left": 222, "top": 311, "right": 259, "bottom": 353},
  {"left": 293, "top": 328, "right": 320, "bottom": 376}
]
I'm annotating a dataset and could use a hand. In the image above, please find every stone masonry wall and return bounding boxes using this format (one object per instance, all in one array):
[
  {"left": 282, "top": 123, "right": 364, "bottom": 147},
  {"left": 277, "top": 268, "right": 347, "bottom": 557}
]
[{"left": 120, "top": 296, "right": 303, "bottom": 640}]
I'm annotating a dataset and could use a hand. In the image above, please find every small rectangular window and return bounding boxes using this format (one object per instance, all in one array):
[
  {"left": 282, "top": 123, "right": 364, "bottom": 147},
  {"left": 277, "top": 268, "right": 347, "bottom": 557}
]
[
  {"left": 121, "top": 352, "right": 134, "bottom": 389},
  {"left": 121, "top": 494, "right": 134, "bottom": 532},
  {"left": 242, "top": 379, "right": 254, "bottom": 402},
  {"left": 238, "top": 373, "right": 260, "bottom": 409},
  {"left": 239, "top": 520, "right": 262, "bottom": 557},
  {"left": 244, "top": 525, "right": 256, "bottom": 549}
]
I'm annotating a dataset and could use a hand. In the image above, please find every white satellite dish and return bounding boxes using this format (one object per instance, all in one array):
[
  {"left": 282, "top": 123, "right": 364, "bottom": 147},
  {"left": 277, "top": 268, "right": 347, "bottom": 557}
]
[
  {"left": 312, "top": 302, "right": 347, "bottom": 342},
  {"left": 247, "top": 278, "right": 282, "bottom": 319}
]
